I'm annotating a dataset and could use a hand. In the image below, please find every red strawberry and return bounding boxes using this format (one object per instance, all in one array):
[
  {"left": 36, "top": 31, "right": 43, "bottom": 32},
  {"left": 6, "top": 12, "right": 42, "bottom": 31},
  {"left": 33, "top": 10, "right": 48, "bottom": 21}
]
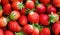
[
  {"left": 39, "top": 14, "right": 49, "bottom": 26},
  {"left": 25, "top": 0, "right": 34, "bottom": 10},
  {"left": 0, "top": 29, "right": 4, "bottom": 35},
  {"left": 39, "top": 0, "right": 50, "bottom": 5},
  {"left": 12, "top": 1, "right": 24, "bottom": 10},
  {"left": 40, "top": 28, "right": 50, "bottom": 35},
  {"left": 36, "top": 3, "right": 46, "bottom": 14},
  {"left": 0, "top": 5, "right": 3, "bottom": 17},
  {"left": 53, "top": 0, "right": 60, "bottom": 8},
  {"left": 1, "top": 0, "right": 9, "bottom": 5},
  {"left": 18, "top": 15, "right": 28, "bottom": 26},
  {"left": 8, "top": 21, "right": 21, "bottom": 32},
  {"left": 23, "top": 24, "right": 34, "bottom": 34},
  {"left": 52, "top": 22, "right": 60, "bottom": 35},
  {"left": 47, "top": 5, "right": 56, "bottom": 14},
  {"left": 31, "top": 28, "right": 39, "bottom": 35},
  {"left": 3, "top": 3, "right": 11, "bottom": 15},
  {"left": 5, "top": 30, "right": 14, "bottom": 35},
  {"left": 9, "top": 11, "right": 20, "bottom": 20},
  {"left": 0, "top": 17, "right": 7, "bottom": 27},
  {"left": 28, "top": 11, "right": 39, "bottom": 24}
]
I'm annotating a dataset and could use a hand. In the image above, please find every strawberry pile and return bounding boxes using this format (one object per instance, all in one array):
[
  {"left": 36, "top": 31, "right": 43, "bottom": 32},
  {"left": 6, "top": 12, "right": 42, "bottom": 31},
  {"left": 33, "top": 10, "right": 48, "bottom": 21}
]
[{"left": 0, "top": 0, "right": 60, "bottom": 35}]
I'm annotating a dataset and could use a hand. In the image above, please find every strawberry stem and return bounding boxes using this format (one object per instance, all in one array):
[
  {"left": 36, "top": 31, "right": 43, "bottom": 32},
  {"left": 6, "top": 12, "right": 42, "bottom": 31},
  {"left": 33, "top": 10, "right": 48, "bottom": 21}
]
[{"left": 0, "top": 5, "right": 2, "bottom": 11}]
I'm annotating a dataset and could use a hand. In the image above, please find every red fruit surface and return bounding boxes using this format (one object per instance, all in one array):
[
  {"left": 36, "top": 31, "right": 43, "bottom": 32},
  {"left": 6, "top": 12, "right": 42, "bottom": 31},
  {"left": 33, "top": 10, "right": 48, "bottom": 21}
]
[
  {"left": 39, "top": 14, "right": 49, "bottom": 26},
  {"left": 8, "top": 21, "right": 21, "bottom": 32},
  {"left": 10, "top": 0, "right": 22, "bottom": 2},
  {"left": 0, "top": 29, "right": 4, "bottom": 35},
  {"left": 0, "top": 10, "right": 3, "bottom": 17}
]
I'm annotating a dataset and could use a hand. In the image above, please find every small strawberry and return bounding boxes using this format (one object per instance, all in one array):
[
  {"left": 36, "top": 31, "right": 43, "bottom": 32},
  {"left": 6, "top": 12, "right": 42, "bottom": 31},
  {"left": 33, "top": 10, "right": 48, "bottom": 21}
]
[
  {"left": 25, "top": 0, "right": 34, "bottom": 10},
  {"left": 5, "top": 30, "right": 14, "bottom": 35},
  {"left": 12, "top": 1, "right": 24, "bottom": 10},
  {"left": 28, "top": 11, "right": 39, "bottom": 24},
  {"left": 0, "top": 29, "right": 4, "bottom": 35},
  {"left": 39, "top": 14, "right": 49, "bottom": 26},
  {"left": 47, "top": 5, "right": 57, "bottom": 14},
  {"left": 23, "top": 24, "right": 34, "bottom": 35},
  {"left": 9, "top": 11, "right": 20, "bottom": 20},
  {"left": 18, "top": 15, "right": 28, "bottom": 26},
  {"left": 8, "top": 21, "right": 21, "bottom": 32},
  {"left": 3, "top": 3, "right": 11, "bottom": 15}
]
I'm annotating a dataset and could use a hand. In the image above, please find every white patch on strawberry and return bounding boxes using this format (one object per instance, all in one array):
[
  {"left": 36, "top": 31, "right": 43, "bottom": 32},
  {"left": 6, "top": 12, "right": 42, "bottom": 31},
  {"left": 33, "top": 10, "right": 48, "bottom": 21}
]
[
  {"left": 3, "top": 17, "right": 7, "bottom": 25},
  {"left": 29, "top": 25, "right": 34, "bottom": 30},
  {"left": 30, "top": 12, "right": 34, "bottom": 15}
]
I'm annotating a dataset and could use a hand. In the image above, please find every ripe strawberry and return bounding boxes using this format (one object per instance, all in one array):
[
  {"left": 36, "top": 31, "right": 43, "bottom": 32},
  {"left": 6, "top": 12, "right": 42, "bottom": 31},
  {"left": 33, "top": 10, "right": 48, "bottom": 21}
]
[
  {"left": 39, "top": 14, "right": 49, "bottom": 26},
  {"left": 8, "top": 21, "right": 21, "bottom": 32},
  {"left": 28, "top": 11, "right": 39, "bottom": 24},
  {"left": 5, "top": 30, "right": 14, "bottom": 35},
  {"left": 12, "top": 1, "right": 24, "bottom": 10},
  {"left": 0, "top": 5, "right": 3, "bottom": 17},
  {"left": 23, "top": 24, "right": 34, "bottom": 34},
  {"left": 9, "top": 11, "right": 20, "bottom": 20},
  {"left": 52, "top": 22, "right": 60, "bottom": 35},
  {"left": 31, "top": 28, "right": 39, "bottom": 35},
  {"left": 53, "top": 0, "right": 60, "bottom": 8},
  {"left": 47, "top": 5, "right": 56, "bottom": 14},
  {"left": 40, "top": 28, "right": 50, "bottom": 35},
  {"left": 0, "top": 17, "right": 7, "bottom": 27},
  {"left": 36, "top": 3, "right": 46, "bottom": 14},
  {"left": 39, "top": 0, "right": 50, "bottom": 5},
  {"left": 18, "top": 15, "right": 28, "bottom": 26},
  {"left": 1, "top": 0, "right": 9, "bottom": 5},
  {"left": 3, "top": 3, "right": 11, "bottom": 15},
  {"left": 25, "top": 0, "right": 34, "bottom": 10},
  {"left": 0, "top": 29, "right": 4, "bottom": 35}
]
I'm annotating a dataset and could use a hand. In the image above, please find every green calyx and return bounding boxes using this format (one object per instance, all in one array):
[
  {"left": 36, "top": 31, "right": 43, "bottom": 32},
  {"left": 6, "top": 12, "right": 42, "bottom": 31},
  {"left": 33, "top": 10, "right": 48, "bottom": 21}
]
[
  {"left": 18, "top": 2, "right": 24, "bottom": 10},
  {"left": 25, "top": 9, "right": 30, "bottom": 15},
  {"left": 0, "top": 5, "right": 2, "bottom": 11},
  {"left": 6, "top": 17, "right": 11, "bottom": 23},
  {"left": 35, "top": 0, "right": 39, "bottom": 6}
]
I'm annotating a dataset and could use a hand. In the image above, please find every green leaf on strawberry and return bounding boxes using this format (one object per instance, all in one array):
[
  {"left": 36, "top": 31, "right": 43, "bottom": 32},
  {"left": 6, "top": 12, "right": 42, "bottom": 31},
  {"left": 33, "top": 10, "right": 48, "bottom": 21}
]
[{"left": 0, "top": 5, "right": 2, "bottom": 11}]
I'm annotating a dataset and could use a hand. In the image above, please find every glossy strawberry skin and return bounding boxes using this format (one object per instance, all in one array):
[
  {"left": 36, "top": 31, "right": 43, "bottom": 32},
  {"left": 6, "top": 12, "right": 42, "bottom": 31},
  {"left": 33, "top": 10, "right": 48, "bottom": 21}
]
[
  {"left": 3, "top": 3, "right": 11, "bottom": 15},
  {"left": 0, "top": 29, "right": 4, "bottom": 35},
  {"left": 5, "top": 30, "right": 14, "bottom": 35},
  {"left": 39, "top": 14, "right": 49, "bottom": 26},
  {"left": 8, "top": 21, "right": 21, "bottom": 32},
  {"left": 28, "top": 12, "right": 39, "bottom": 24},
  {"left": 36, "top": 4, "right": 46, "bottom": 14}
]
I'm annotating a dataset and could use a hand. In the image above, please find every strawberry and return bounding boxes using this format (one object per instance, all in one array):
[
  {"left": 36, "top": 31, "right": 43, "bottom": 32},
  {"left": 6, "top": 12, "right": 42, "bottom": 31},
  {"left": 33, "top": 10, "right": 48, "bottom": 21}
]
[
  {"left": 8, "top": 21, "right": 21, "bottom": 32},
  {"left": 9, "top": 11, "right": 20, "bottom": 20},
  {"left": 52, "top": 22, "right": 60, "bottom": 35},
  {"left": 3, "top": 3, "right": 11, "bottom": 15},
  {"left": 1, "top": 0, "right": 9, "bottom": 5},
  {"left": 12, "top": 1, "right": 24, "bottom": 10},
  {"left": 25, "top": 0, "right": 34, "bottom": 10},
  {"left": 40, "top": 28, "right": 50, "bottom": 35},
  {"left": 0, "top": 17, "right": 7, "bottom": 27},
  {"left": 0, "top": 29, "right": 4, "bottom": 35},
  {"left": 36, "top": 3, "right": 46, "bottom": 14},
  {"left": 18, "top": 15, "right": 28, "bottom": 26},
  {"left": 47, "top": 5, "right": 56, "bottom": 14},
  {"left": 39, "top": 14, "right": 49, "bottom": 26},
  {"left": 0, "top": 5, "right": 3, "bottom": 17},
  {"left": 53, "top": 0, "right": 60, "bottom": 8},
  {"left": 23, "top": 24, "right": 34, "bottom": 34},
  {"left": 5, "top": 30, "right": 14, "bottom": 35},
  {"left": 28, "top": 11, "right": 39, "bottom": 24},
  {"left": 39, "top": 0, "right": 50, "bottom": 5}
]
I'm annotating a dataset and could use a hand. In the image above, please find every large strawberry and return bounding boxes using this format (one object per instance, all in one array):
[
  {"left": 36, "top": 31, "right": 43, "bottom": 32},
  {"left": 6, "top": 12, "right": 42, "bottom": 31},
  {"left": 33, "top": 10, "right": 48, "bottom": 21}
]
[
  {"left": 0, "top": 29, "right": 4, "bottom": 35},
  {"left": 39, "top": 0, "right": 50, "bottom": 5},
  {"left": 18, "top": 15, "right": 28, "bottom": 26},
  {"left": 12, "top": 1, "right": 24, "bottom": 10},
  {"left": 8, "top": 21, "right": 21, "bottom": 32},
  {"left": 39, "top": 14, "right": 49, "bottom": 26},
  {"left": 25, "top": 0, "right": 34, "bottom": 10},
  {"left": 53, "top": 0, "right": 60, "bottom": 8},
  {"left": 52, "top": 22, "right": 60, "bottom": 35},
  {"left": 23, "top": 24, "right": 34, "bottom": 35},
  {"left": 5, "top": 30, "right": 14, "bottom": 35},
  {"left": 47, "top": 5, "right": 57, "bottom": 14},
  {"left": 9, "top": 11, "right": 20, "bottom": 20},
  {"left": 28, "top": 11, "right": 39, "bottom": 24},
  {"left": 3, "top": 3, "right": 11, "bottom": 15}
]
